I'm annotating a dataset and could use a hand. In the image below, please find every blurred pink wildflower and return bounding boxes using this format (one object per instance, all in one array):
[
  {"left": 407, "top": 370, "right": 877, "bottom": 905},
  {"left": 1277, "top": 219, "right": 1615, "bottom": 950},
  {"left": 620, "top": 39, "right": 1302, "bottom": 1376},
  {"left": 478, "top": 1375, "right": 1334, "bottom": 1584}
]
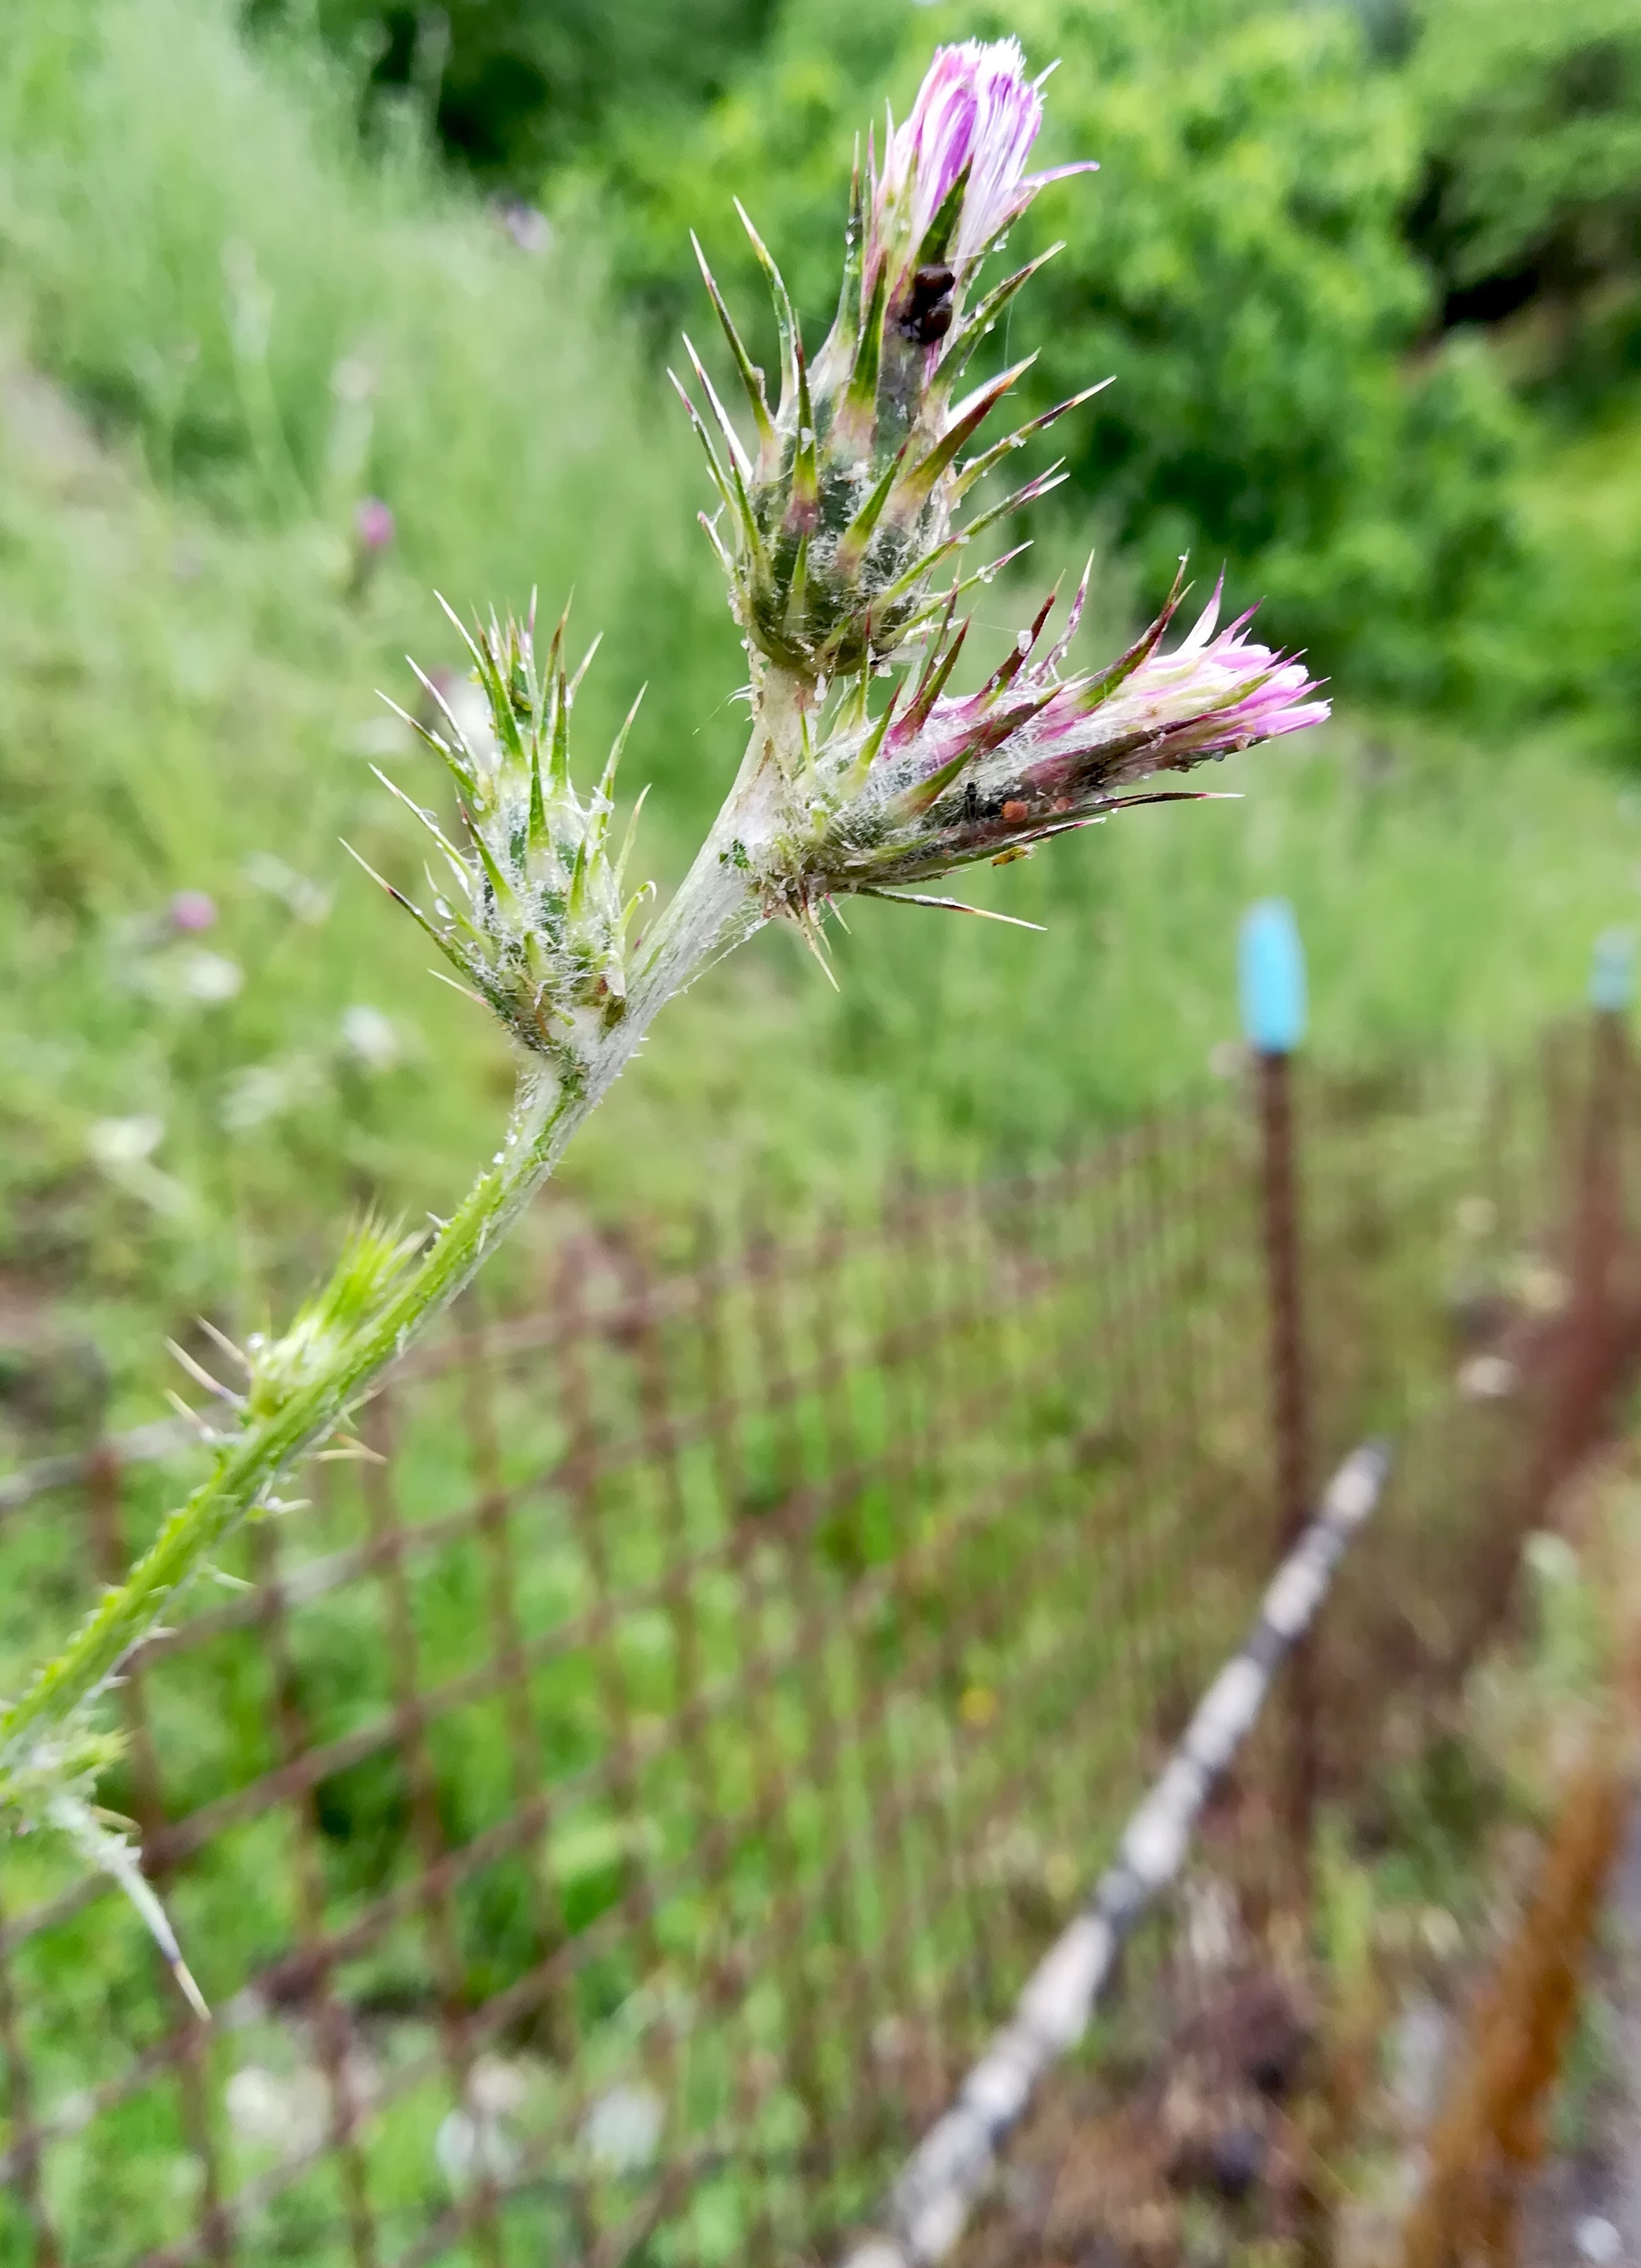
[
  {"left": 354, "top": 498, "right": 396, "bottom": 553},
  {"left": 168, "top": 890, "right": 218, "bottom": 933}
]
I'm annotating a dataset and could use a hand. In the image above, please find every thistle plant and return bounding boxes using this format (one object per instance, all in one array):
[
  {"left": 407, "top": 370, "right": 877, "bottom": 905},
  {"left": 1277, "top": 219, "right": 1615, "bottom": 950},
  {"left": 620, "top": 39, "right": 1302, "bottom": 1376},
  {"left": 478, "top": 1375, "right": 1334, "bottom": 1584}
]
[
  {"left": 0, "top": 36, "right": 1327, "bottom": 1969},
  {"left": 679, "top": 40, "right": 1101, "bottom": 679}
]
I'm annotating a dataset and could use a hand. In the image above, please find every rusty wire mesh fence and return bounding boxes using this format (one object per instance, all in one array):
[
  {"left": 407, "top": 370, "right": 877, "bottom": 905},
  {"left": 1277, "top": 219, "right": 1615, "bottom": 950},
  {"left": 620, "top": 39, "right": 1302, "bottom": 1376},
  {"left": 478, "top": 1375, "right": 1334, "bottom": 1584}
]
[{"left": 2, "top": 1021, "right": 1639, "bottom": 2268}]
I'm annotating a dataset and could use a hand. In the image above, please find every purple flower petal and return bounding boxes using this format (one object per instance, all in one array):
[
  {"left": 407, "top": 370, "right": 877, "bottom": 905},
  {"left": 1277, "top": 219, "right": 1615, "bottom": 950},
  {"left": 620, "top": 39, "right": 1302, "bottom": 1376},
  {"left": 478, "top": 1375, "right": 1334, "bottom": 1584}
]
[
  {"left": 880, "top": 585, "right": 1329, "bottom": 821},
  {"left": 871, "top": 38, "right": 1088, "bottom": 287}
]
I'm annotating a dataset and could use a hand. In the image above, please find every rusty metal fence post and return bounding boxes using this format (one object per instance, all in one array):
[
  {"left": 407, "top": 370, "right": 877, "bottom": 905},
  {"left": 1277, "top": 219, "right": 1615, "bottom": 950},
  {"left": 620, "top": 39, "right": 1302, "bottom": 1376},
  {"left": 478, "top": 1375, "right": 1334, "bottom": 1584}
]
[
  {"left": 1521, "top": 935, "right": 1641, "bottom": 1540},
  {"left": 1240, "top": 901, "right": 1316, "bottom": 1897}
]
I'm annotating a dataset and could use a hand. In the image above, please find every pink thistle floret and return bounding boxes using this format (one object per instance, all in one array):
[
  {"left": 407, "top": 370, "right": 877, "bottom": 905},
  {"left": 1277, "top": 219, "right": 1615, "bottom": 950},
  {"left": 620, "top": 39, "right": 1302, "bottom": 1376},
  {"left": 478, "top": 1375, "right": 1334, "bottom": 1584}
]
[
  {"left": 1032, "top": 583, "right": 1332, "bottom": 780},
  {"left": 873, "top": 38, "right": 1095, "bottom": 280},
  {"left": 830, "top": 574, "right": 1329, "bottom": 893},
  {"left": 905, "top": 583, "right": 1326, "bottom": 798}
]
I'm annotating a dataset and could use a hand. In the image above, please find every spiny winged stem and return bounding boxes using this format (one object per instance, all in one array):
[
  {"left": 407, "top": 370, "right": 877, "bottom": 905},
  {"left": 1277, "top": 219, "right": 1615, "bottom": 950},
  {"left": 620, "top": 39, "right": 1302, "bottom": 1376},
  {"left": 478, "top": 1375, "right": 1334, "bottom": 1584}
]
[{"left": 0, "top": 36, "right": 1330, "bottom": 1990}]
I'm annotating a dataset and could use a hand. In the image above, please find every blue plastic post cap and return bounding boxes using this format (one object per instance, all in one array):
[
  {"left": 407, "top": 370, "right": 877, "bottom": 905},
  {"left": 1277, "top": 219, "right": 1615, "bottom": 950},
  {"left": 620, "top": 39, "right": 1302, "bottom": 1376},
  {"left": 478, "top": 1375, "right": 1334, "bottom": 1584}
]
[
  {"left": 1238, "top": 899, "right": 1307, "bottom": 1055},
  {"left": 1590, "top": 927, "right": 1636, "bottom": 1012}
]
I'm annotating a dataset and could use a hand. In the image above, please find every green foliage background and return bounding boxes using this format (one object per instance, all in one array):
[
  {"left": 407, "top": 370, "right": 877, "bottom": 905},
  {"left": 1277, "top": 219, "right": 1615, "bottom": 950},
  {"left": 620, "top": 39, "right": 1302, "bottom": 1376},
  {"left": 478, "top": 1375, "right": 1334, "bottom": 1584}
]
[{"left": 2, "top": 0, "right": 1641, "bottom": 1419}]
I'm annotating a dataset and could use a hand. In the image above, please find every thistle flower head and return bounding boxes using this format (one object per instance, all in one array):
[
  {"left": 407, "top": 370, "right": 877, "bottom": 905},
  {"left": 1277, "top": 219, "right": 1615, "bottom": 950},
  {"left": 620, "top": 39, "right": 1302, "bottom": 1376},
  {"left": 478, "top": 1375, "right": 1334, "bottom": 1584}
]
[
  {"left": 780, "top": 567, "right": 1329, "bottom": 905},
  {"left": 678, "top": 41, "right": 1098, "bottom": 685},
  {"left": 351, "top": 602, "right": 652, "bottom": 1077}
]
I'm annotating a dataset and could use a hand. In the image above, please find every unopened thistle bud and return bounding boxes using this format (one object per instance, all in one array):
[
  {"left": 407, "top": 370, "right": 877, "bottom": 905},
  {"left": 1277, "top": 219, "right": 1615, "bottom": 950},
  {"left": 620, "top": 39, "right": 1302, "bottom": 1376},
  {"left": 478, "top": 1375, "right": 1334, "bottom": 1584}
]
[
  {"left": 348, "top": 603, "right": 653, "bottom": 1082},
  {"left": 677, "top": 38, "right": 1099, "bottom": 683}
]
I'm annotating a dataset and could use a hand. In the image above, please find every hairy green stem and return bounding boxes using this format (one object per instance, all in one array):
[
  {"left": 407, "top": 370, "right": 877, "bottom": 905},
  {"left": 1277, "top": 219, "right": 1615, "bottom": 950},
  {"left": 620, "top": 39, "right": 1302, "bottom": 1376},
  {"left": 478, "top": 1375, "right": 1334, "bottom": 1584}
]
[
  {"left": 0, "top": 1078, "right": 564, "bottom": 1769},
  {"left": 0, "top": 723, "right": 791, "bottom": 1791}
]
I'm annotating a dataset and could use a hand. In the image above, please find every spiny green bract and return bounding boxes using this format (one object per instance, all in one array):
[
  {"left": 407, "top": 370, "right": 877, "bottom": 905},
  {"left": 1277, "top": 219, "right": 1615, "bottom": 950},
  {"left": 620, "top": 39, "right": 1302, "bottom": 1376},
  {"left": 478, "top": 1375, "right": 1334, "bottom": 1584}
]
[{"left": 353, "top": 602, "right": 653, "bottom": 1076}]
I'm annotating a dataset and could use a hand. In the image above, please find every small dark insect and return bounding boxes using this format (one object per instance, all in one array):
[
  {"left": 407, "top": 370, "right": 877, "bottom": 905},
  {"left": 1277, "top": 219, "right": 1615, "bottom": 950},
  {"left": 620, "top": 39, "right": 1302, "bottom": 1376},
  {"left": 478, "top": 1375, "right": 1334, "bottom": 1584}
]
[
  {"left": 959, "top": 781, "right": 1004, "bottom": 825},
  {"left": 898, "top": 263, "right": 956, "bottom": 346}
]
